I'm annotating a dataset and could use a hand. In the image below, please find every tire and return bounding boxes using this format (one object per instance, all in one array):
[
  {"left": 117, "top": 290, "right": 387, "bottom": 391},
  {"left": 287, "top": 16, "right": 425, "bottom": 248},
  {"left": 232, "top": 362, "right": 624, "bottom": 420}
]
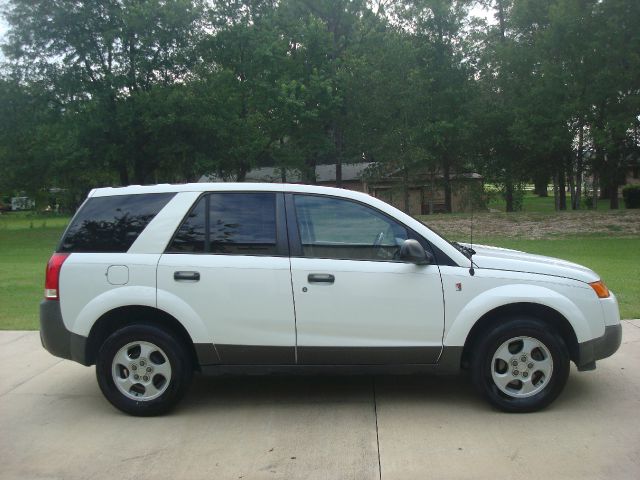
[
  {"left": 96, "top": 324, "right": 193, "bottom": 416},
  {"left": 471, "top": 316, "right": 570, "bottom": 413}
]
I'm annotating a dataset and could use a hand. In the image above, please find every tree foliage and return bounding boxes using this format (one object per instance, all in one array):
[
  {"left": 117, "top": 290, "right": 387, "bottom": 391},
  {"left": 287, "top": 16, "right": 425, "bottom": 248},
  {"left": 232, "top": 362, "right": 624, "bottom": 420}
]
[{"left": 0, "top": 0, "right": 638, "bottom": 211}]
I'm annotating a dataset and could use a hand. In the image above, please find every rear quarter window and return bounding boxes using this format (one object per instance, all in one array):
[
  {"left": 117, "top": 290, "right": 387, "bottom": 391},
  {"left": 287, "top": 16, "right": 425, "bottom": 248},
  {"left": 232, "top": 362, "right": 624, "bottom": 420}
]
[{"left": 58, "top": 193, "right": 175, "bottom": 253}]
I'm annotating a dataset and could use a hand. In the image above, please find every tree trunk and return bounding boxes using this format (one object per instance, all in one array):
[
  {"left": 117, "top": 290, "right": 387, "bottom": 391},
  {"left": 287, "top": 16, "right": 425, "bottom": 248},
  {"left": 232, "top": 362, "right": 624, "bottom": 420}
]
[
  {"left": 574, "top": 123, "right": 584, "bottom": 209},
  {"left": 118, "top": 164, "right": 130, "bottom": 186},
  {"left": 403, "top": 167, "right": 410, "bottom": 214},
  {"left": 236, "top": 162, "right": 248, "bottom": 182},
  {"left": 443, "top": 163, "right": 452, "bottom": 213},
  {"left": 592, "top": 173, "right": 599, "bottom": 210},
  {"left": 534, "top": 177, "right": 548, "bottom": 197},
  {"left": 429, "top": 171, "right": 435, "bottom": 215},
  {"left": 553, "top": 175, "right": 559, "bottom": 211},
  {"left": 609, "top": 181, "right": 619, "bottom": 209},
  {"left": 558, "top": 167, "right": 567, "bottom": 210},
  {"left": 569, "top": 174, "right": 576, "bottom": 210},
  {"left": 333, "top": 123, "right": 343, "bottom": 188},
  {"left": 567, "top": 154, "right": 576, "bottom": 210},
  {"left": 304, "top": 157, "right": 317, "bottom": 184},
  {"left": 505, "top": 180, "right": 514, "bottom": 212}
]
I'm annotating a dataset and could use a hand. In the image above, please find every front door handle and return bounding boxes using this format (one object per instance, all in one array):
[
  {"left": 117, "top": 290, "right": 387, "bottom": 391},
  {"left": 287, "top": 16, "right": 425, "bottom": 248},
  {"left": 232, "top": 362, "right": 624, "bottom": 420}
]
[
  {"left": 174, "top": 271, "right": 200, "bottom": 281},
  {"left": 308, "top": 273, "right": 335, "bottom": 284}
]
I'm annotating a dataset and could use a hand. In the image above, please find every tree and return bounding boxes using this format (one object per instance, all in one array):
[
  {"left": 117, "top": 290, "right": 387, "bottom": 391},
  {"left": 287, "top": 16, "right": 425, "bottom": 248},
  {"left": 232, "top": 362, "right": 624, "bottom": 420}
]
[{"left": 3, "top": 0, "right": 206, "bottom": 184}]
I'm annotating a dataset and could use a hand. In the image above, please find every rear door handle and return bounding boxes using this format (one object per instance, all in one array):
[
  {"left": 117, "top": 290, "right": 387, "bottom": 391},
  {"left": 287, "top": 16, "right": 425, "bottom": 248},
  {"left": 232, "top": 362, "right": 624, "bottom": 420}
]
[
  {"left": 174, "top": 271, "right": 200, "bottom": 282},
  {"left": 308, "top": 273, "right": 335, "bottom": 284}
]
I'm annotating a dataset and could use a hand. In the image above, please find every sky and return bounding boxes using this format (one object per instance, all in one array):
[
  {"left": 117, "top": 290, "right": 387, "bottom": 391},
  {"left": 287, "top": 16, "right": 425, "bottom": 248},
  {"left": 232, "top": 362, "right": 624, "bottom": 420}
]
[
  {"left": 0, "top": 0, "right": 6, "bottom": 36},
  {"left": 0, "top": 0, "right": 7, "bottom": 60}
]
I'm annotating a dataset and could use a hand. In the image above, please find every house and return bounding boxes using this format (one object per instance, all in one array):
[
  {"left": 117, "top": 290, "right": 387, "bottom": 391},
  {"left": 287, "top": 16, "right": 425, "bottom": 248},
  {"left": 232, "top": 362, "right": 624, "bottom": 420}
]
[
  {"left": 199, "top": 163, "right": 370, "bottom": 192},
  {"left": 624, "top": 153, "right": 639, "bottom": 186},
  {"left": 369, "top": 171, "right": 483, "bottom": 214},
  {"left": 199, "top": 163, "right": 483, "bottom": 215}
]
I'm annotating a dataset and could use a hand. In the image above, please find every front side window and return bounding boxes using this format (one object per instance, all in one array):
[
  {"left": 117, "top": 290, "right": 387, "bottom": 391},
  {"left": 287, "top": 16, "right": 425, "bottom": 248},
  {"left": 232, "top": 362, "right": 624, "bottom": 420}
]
[
  {"left": 168, "top": 192, "right": 278, "bottom": 255},
  {"left": 293, "top": 195, "right": 408, "bottom": 261}
]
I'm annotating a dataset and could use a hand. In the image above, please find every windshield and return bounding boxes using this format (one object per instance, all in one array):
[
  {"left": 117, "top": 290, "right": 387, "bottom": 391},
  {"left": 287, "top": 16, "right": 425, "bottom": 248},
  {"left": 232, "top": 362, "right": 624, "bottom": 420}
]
[{"left": 421, "top": 221, "right": 474, "bottom": 259}]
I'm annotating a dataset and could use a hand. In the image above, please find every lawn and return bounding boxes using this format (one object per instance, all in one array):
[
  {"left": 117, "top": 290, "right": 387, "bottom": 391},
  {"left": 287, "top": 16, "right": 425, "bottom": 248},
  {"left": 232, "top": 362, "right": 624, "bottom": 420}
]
[
  {"left": 0, "top": 214, "right": 68, "bottom": 329},
  {"left": 0, "top": 209, "right": 638, "bottom": 331},
  {"left": 487, "top": 190, "right": 626, "bottom": 213}
]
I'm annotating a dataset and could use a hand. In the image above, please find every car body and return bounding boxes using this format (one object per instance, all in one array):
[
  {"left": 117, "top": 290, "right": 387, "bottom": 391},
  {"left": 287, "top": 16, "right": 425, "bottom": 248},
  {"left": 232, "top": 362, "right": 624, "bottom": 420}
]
[{"left": 40, "top": 183, "right": 622, "bottom": 415}]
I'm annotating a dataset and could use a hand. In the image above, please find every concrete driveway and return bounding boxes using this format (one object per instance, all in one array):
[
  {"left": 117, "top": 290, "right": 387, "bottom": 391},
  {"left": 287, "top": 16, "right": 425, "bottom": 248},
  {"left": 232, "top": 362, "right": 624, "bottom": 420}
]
[{"left": 1, "top": 321, "right": 639, "bottom": 480}]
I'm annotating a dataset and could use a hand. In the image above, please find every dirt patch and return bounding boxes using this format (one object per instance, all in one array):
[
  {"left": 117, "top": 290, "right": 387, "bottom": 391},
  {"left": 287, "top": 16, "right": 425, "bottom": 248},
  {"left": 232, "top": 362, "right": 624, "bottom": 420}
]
[{"left": 417, "top": 210, "right": 640, "bottom": 240}]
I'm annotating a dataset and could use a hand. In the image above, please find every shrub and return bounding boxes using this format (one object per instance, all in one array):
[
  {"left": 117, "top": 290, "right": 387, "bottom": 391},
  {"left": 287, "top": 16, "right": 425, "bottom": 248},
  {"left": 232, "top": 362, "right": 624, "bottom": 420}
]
[{"left": 622, "top": 184, "right": 640, "bottom": 209}]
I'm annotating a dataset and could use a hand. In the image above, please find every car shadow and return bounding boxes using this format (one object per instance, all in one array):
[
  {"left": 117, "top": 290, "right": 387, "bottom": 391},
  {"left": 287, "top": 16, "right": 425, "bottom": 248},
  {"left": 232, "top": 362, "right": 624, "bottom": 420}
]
[{"left": 178, "top": 368, "right": 601, "bottom": 415}]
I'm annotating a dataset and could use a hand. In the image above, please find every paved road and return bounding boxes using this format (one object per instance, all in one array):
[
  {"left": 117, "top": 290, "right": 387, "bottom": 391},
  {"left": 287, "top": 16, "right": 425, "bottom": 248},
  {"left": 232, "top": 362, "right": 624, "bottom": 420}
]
[{"left": 1, "top": 322, "right": 639, "bottom": 480}]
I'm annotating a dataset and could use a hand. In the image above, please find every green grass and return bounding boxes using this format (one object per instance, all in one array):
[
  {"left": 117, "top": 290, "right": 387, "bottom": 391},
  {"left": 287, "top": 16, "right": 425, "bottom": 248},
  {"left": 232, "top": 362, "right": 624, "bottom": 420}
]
[
  {"left": 0, "top": 212, "right": 72, "bottom": 231},
  {"left": 487, "top": 191, "right": 625, "bottom": 213},
  {"left": 0, "top": 215, "right": 68, "bottom": 330}
]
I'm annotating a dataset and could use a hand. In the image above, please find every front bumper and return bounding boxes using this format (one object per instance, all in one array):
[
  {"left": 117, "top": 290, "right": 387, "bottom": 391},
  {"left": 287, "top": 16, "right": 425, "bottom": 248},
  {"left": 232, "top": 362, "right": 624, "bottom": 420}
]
[
  {"left": 40, "top": 300, "right": 90, "bottom": 365},
  {"left": 575, "top": 324, "right": 622, "bottom": 371}
]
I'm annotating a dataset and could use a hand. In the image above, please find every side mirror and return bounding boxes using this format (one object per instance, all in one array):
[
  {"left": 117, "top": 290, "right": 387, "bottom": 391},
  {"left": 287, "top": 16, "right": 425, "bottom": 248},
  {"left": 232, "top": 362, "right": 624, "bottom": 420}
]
[{"left": 399, "top": 239, "right": 433, "bottom": 265}]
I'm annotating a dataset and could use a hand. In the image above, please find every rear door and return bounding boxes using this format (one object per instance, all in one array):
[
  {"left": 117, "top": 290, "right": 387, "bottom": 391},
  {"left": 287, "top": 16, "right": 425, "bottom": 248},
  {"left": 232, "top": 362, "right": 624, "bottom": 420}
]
[
  {"left": 287, "top": 193, "right": 445, "bottom": 365},
  {"left": 157, "top": 191, "right": 296, "bottom": 364}
]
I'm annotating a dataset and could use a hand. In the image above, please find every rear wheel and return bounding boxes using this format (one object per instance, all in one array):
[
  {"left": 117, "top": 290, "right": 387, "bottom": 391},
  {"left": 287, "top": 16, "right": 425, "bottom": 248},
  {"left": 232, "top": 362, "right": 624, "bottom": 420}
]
[
  {"left": 96, "top": 324, "right": 193, "bottom": 416},
  {"left": 471, "top": 317, "right": 570, "bottom": 413}
]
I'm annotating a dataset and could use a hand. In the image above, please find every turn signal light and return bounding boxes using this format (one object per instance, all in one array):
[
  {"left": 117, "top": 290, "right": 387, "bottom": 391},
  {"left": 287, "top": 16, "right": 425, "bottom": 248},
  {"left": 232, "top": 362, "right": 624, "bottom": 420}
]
[{"left": 589, "top": 280, "right": 610, "bottom": 299}]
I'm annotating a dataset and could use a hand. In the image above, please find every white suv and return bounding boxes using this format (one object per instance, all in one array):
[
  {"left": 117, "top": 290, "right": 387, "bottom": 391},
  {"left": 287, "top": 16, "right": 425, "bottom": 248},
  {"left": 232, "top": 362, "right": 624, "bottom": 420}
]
[{"left": 40, "top": 183, "right": 621, "bottom": 415}]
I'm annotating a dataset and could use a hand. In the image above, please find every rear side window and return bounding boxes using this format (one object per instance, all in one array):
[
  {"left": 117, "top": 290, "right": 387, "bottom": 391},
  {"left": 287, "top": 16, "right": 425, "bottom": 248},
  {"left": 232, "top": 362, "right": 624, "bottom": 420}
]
[
  {"left": 167, "top": 193, "right": 277, "bottom": 255},
  {"left": 58, "top": 193, "right": 175, "bottom": 253}
]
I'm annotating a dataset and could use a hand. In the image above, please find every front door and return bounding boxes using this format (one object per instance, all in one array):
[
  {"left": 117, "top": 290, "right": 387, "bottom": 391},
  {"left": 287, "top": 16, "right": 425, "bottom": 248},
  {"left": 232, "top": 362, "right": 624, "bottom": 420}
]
[
  {"left": 157, "top": 192, "right": 296, "bottom": 364},
  {"left": 287, "top": 194, "right": 445, "bottom": 364}
]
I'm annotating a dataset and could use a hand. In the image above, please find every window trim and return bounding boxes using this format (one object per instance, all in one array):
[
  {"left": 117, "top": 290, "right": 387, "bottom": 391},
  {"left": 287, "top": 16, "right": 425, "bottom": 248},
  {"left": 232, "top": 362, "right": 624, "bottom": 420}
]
[
  {"left": 165, "top": 191, "right": 289, "bottom": 257},
  {"left": 285, "top": 192, "right": 454, "bottom": 265}
]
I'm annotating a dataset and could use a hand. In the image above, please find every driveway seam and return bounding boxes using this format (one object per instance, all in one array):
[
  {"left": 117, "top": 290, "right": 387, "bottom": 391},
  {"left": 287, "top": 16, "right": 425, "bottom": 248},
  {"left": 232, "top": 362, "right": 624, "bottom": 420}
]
[
  {"left": 372, "top": 377, "right": 382, "bottom": 480},
  {"left": 0, "top": 332, "right": 31, "bottom": 346},
  {"left": 0, "top": 359, "right": 63, "bottom": 398}
]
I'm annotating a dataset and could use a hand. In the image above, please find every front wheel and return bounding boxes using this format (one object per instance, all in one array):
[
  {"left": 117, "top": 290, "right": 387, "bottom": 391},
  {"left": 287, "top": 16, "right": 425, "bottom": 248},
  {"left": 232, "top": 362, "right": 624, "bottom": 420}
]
[
  {"left": 471, "top": 317, "right": 570, "bottom": 413},
  {"left": 96, "top": 325, "right": 193, "bottom": 416}
]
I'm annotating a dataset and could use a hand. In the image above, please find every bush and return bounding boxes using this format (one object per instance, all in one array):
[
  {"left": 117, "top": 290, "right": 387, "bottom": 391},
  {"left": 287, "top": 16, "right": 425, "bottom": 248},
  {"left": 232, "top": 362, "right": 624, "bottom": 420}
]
[{"left": 622, "top": 184, "right": 640, "bottom": 209}]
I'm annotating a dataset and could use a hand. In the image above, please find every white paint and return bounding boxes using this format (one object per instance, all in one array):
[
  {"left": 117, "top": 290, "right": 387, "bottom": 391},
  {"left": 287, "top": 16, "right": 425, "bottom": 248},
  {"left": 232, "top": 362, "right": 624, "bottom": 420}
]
[{"left": 57, "top": 182, "right": 620, "bottom": 362}]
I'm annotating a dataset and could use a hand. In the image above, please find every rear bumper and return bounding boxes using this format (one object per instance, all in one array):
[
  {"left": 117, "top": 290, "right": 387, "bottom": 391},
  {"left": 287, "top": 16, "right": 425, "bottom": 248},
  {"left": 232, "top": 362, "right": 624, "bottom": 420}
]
[
  {"left": 40, "top": 300, "right": 90, "bottom": 365},
  {"left": 575, "top": 324, "right": 622, "bottom": 371}
]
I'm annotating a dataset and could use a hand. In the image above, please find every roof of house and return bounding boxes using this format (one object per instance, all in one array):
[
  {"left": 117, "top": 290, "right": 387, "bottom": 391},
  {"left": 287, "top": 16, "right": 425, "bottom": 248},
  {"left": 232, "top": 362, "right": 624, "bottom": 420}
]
[
  {"left": 198, "top": 162, "right": 372, "bottom": 184},
  {"left": 198, "top": 162, "right": 482, "bottom": 184}
]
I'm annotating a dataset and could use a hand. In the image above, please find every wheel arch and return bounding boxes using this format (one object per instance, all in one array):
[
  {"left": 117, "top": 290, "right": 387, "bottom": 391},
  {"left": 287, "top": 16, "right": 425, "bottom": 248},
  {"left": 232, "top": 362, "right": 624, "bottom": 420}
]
[
  {"left": 459, "top": 302, "right": 579, "bottom": 370},
  {"left": 85, "top": 305, "right": 213, "bottom": 369}
]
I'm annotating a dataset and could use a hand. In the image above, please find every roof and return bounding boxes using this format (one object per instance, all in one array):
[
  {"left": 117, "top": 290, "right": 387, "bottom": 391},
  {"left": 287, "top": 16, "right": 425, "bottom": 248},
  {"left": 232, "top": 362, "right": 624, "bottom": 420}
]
[
  {"left": 198, "top": 162, "right": 372, "bottom": 184},
  {"left": 89, "top": 182, "right": 363, "bottom": 198}
]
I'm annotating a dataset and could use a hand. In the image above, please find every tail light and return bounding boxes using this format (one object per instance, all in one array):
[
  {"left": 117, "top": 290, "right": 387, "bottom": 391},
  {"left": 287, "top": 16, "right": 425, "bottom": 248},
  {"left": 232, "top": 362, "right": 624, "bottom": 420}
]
[{"left": 45, "top": 253, "right": 70, "bottom": 300}]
